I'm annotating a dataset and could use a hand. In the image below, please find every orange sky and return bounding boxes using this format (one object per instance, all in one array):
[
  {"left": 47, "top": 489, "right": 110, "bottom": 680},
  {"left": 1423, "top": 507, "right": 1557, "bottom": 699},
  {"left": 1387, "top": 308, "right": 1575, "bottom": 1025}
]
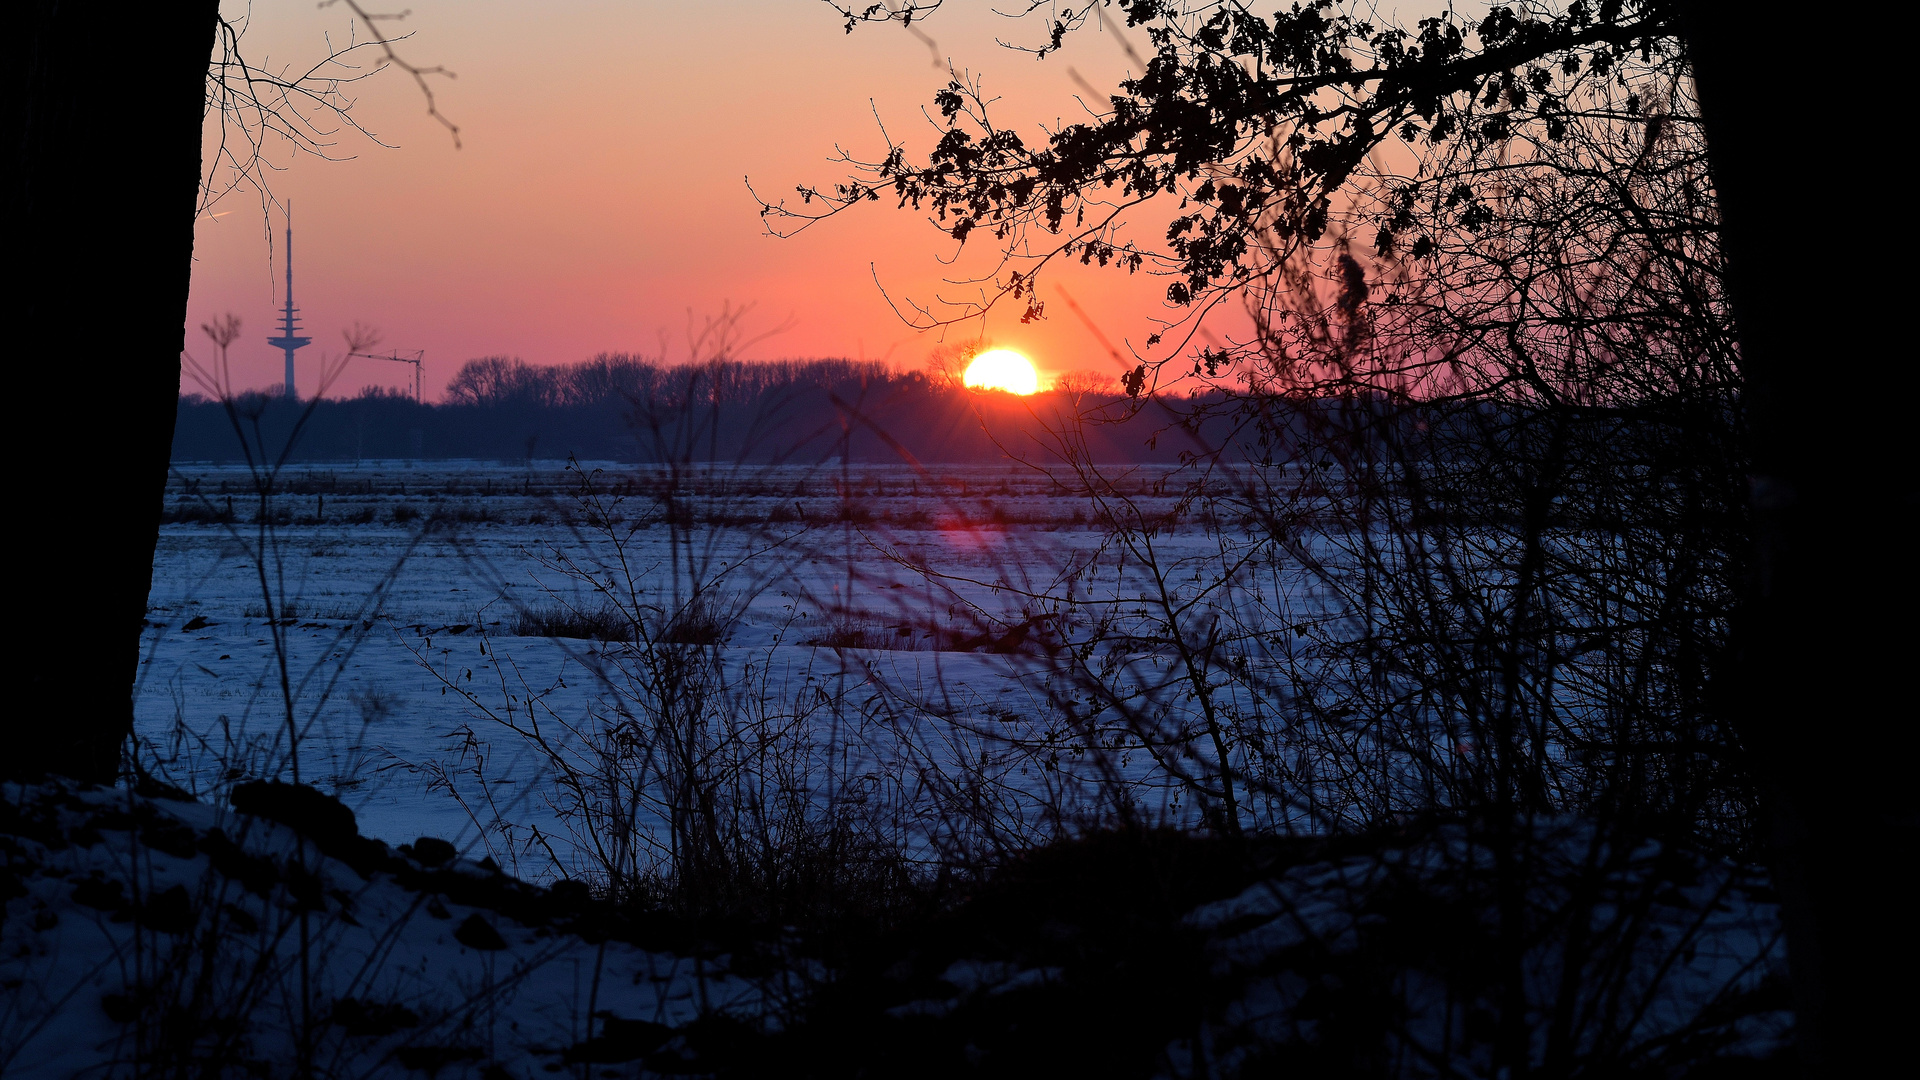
[{"left": 187, "top": 1, "right": 1200, "bottom": 400}]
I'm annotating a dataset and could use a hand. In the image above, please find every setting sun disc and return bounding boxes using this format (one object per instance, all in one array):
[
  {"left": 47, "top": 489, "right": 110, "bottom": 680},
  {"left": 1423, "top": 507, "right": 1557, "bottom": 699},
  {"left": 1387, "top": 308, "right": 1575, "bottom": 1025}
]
[{"left": 962, "top": 349, "right": 1039, "bottom": 395}]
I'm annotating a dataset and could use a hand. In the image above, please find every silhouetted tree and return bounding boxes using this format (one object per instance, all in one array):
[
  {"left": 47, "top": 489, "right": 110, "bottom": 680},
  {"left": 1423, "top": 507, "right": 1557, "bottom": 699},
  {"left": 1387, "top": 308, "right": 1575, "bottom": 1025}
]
[
  {"left": 789, "top": 2, "right": 1897, "bottom": 1071},
  {"left": 1203, "top": 23, "right": 1747, "bottom": 846},
  {"left": 443, "top": 356, "right": 563, "bottom": 408},
  {"left": 12, "top": 4, "right": 219, "bottom": 783},
  {"left": 8, "top": 3, "right": 451, "bottom": 785}
]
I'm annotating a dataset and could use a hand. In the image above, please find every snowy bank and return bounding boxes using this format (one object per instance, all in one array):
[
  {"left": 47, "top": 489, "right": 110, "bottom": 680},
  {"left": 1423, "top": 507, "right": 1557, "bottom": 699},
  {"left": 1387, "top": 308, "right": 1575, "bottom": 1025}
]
[{"left": 3, "top": 782, "right": 1790, "bottom": 1077}]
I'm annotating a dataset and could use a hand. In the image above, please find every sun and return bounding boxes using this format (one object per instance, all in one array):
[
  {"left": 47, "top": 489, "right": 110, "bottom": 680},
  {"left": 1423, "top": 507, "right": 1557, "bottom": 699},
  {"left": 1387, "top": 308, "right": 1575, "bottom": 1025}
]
[{"left": 962, "top": 349, "right": 1040, "bottom": 395}]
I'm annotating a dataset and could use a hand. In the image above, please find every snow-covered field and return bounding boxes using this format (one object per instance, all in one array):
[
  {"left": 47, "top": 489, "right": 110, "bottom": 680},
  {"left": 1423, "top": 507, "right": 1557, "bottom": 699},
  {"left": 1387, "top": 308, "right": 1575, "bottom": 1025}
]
[
  {"left": 139, "top": 461, "right": 1230, "bottom": 870},
  {"left": 1, "top": 461, "right": 1790, "bottom": 1078}
]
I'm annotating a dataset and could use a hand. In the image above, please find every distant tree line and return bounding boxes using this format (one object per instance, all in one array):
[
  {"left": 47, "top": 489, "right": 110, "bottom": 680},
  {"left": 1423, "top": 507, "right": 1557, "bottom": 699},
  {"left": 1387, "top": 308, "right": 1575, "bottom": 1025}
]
[{"left": 170, "top": 354, "right": 1272, "bottom": 465}]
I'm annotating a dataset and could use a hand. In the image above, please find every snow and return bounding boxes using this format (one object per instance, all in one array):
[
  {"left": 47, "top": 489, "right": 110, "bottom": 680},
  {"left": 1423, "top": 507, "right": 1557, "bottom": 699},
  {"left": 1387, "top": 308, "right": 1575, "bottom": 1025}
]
[
  {"left": 0, "top": 780, "right": 785, "bottom": 1079},
  {"left": 1172, "top": 821, "right": 1791, "bottom": 1078},
  {"left": 138, "top": 462, "right": 1249, "bottom": 873},
  {"left": 2, "top": 785, "right": 1788, "bottom": 1077},
  {"left": 55, "top": 460, "right": 1794, "bottom": 1075}
]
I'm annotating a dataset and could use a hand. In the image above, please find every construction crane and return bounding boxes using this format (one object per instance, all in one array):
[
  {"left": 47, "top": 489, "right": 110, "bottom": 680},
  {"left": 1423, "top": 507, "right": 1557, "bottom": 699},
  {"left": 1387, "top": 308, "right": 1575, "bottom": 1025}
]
[{"left": 351, "top": 349, "right": 427, "bottom": 403}]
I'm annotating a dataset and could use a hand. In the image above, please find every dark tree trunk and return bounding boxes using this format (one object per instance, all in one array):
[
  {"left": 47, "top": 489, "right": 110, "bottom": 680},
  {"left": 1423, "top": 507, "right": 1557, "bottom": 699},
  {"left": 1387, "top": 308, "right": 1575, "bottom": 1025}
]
[
  {"left": 9, "top": 4, "right": 220, "bottom": 782},
  {"left": 1685, "top": 3, "right": 1914, "bottom": 1074}
]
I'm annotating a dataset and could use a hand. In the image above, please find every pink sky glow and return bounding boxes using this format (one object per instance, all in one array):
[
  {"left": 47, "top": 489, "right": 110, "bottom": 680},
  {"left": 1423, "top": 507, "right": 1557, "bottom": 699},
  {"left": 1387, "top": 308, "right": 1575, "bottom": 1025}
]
[{"left": 187, "top": 1, "right": 1201, "bottom": 400}]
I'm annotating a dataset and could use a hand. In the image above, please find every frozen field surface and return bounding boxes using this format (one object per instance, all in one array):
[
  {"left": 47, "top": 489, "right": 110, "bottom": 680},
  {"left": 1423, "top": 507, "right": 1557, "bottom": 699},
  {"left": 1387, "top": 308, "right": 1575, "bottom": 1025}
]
[
  {"left": 8, "top": 460, "right": 1789, "bottom": 1078},
  {"left": 140, "top": 461, "right": 1232, "bottom": 863}
]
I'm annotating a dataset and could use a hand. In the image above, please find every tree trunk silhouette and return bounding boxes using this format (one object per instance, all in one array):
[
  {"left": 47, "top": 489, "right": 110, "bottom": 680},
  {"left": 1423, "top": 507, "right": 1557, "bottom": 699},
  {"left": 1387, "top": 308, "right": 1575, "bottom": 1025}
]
[
  {"left": 1686, "top": 3, "right": 1908, "bottom": 1073},
  {"left": 9, "top": 3, "right": 219, "bottom": 782}
]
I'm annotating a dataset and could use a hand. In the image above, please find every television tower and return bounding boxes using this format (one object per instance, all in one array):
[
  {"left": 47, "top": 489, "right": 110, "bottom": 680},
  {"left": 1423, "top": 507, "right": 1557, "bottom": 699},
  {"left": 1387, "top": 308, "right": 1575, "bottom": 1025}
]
[{"left": 265, "top": 203, "right": 311, "bottom": 401}]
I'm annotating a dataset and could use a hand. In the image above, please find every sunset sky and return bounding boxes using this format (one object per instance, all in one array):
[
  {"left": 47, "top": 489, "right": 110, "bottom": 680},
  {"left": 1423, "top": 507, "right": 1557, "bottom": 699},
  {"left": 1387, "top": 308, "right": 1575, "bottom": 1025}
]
[{"left": 187, "top": 1, "right": 1196, "bottom": 399}]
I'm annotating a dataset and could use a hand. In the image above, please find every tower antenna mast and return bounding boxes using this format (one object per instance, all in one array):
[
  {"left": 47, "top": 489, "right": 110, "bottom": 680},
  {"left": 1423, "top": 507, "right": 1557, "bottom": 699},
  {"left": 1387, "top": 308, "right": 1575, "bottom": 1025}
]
[{"left": 264, "top": 202, "right": 312, "bottom": 401}]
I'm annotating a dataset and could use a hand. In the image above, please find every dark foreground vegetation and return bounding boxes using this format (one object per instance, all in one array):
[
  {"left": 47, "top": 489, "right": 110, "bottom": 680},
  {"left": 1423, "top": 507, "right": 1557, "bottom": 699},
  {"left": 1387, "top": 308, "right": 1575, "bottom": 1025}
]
[{"left": 2, "top": 779, "right": 1789, "bottom": 1078}]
